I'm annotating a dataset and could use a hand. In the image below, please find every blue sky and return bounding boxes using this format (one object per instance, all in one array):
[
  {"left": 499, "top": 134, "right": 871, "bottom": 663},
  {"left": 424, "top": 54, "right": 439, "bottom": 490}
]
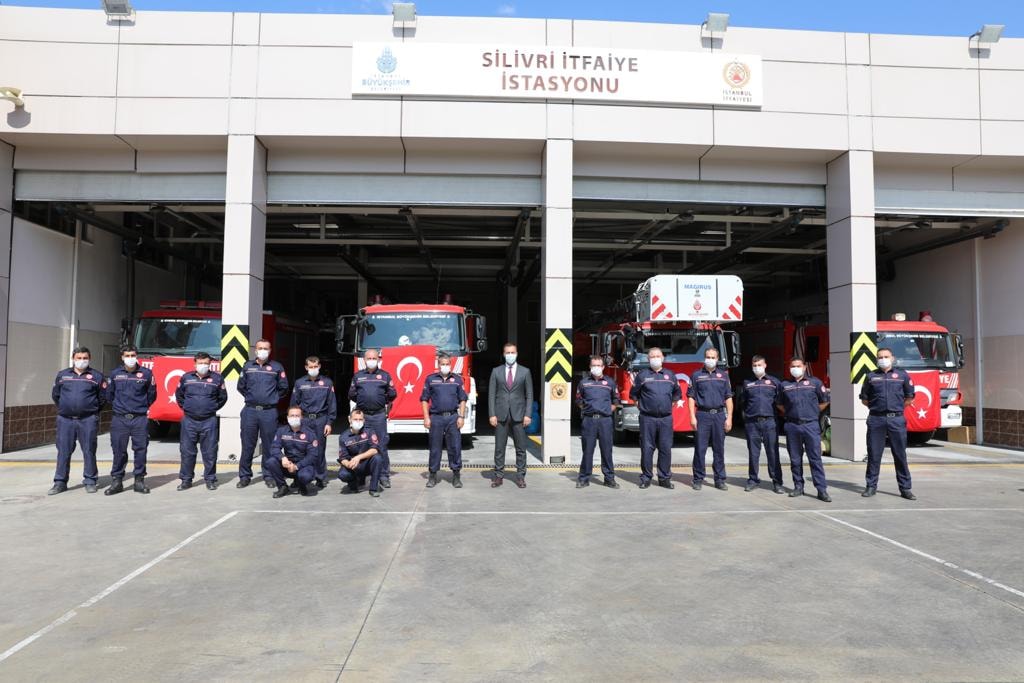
[{"left": 4, "top": 0, "right": 1024, "bottom": 37}]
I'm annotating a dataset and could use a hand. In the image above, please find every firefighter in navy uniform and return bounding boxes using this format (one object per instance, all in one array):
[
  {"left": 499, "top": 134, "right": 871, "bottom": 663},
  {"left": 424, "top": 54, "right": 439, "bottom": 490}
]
[
  {"left": 337, "top": 409, "right": 385, "bottom": 497},
  {"left": 236, "top": 338, "right": 289, "bottom": 489},
  {"left": 48, "top": 347, "right": 106, "bottom": 495},
  {"left": 175, "top": 352, "right": 229, "bottom": 491},
  {"left": 290, "top": 355, "right": 337, "bottom": 489},
  {"left": 740, "top": 354, "right": 785, "bottom": 494},
  {"left": 576, "top": 355, "right": 622, "bottom": 489},
  {"left": 265, "top": 406, "right": 320, "bottom": 498},
  {"left": 776, "top": 356, "right": 831, "bottom": 502},
  {"left": 860, "top": 347, "right": 917, "bottom": 500},
  {"left": 629, "top": 347, "right": 683, "bottom": 489},
  {"left": 687, "top": 347, "right": 733, "bottom": 491},
  {"left": 420, "top": 353, "right": 468, "bottom": 489},
  {"left": 104, "top": 345, "right": 157, "bottom": 495},
  {"left": 348, "top": 348, "right": 397, "bottom": 488}
]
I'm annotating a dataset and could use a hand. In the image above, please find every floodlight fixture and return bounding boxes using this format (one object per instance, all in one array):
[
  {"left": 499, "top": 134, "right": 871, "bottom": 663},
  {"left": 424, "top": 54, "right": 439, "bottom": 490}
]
[
  {"left": 972, "top": 24, "right": 1004, "bottom": 44},
  {"left": 102, "top": 0, "right": 134, "bottom": 18},
  {"left": 704, "top": 12, "right": 730, "bottom": 33},
  {"left": 392, "top": 2, "right": 417, "bottom": 24}
]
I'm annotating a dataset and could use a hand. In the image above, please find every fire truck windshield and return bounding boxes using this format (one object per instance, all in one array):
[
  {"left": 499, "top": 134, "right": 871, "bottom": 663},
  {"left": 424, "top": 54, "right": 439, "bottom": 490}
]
[
  {"left": 134, "top": 318, "right": 221, "bottom": 356},
  {"left": 876, "top": 331, "right": 957, "bottom": 370},
  {"left": 634, "top": 330, "right": 716, "bottom": 364},
  {"left": 360, "top": 312, "right": 463, "bottom": 352}
]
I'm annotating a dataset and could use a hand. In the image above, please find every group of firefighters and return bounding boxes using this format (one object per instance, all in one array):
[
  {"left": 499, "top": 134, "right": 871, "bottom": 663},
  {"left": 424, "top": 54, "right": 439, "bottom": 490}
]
[{"left": 45, "top": 339, "right": 915, "bottom": 501}]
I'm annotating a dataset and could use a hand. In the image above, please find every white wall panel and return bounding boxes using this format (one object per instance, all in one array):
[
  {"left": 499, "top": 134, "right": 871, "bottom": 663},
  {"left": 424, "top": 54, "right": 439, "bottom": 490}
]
[
  {"left": 980, "top": 70, "right": 1024, "bottom": 121},
  {"left": 714, "top": 111, "right": 847, "bottom": 150},
  {"left": 869, "top": 34, "right": 977, "bottom": 69},
  {"left": 762, "top": 61, "right": 846, "bottom": 115},
  {"left": 115, "top": 99, "right": 230, "bottom": 135},
  {"left": 117, "top": 45, "right": 232, "bottom": 98},
  {"left": 401, "top": 101, "right": 546, "bottom": 140},
  {"left": 0, "top": 6, "right": 114, "bottom": 43},
  {"left": 255, "top": 99, "right": 401, "bottom": 136},
  {"left": 573, "top": 105, "right": 713, "bottom": 145},
  {"left": 257, "top": 47, "right": 352, "bottom": 99},
  {"left": 873, "top": 118, "right": 981, "bottom": 156},
  {"left": 871, "top": 67, "right": 979, "bottom": 119},
  {"left": 0, "top": 42, "right": 118, "bottom": 97},
  {"left": 119, "top": 10, "right": 234, "bottom": 45},
  {"left": 258, "top": 13, "right": 395, "bottom": 47}
]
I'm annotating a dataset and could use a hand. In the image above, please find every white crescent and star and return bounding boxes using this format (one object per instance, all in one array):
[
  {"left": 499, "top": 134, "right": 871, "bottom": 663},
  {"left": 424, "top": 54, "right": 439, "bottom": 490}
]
[
  {"left": 165, "top": 369, "right": 186, "bottom": 403},
  {"left": 913, "top": 384, "right": 933, "bottom": 419},
  {"left": 396, "top": 356, "right": 423, "bottom": 394}
]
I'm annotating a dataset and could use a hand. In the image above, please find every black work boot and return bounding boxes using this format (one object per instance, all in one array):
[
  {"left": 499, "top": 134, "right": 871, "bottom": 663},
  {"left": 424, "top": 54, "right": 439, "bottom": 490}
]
[
  {"left": 133, "top": 477, "right": 150, "bottom": 494},
  {"left": 452, "top": 472, "right": 463, "bottom": 488},
  {"left": 273, "top": 484, "right": 291, "bottom": 499},
  {"left": 104, "top": 478, "right": 124, "bottom": 496},
  {"left": 48, "top": 482, "right": 68, "bottom": 496},
  {"left": 426, "top": 473, "right": 438, "bottom": 488}
]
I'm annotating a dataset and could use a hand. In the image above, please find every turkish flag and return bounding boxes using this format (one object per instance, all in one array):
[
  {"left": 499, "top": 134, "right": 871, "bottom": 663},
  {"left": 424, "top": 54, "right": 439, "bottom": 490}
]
[
  {"left": 141, "top": 356, "right": 221, "bottom": 423},
  {"left": 381, "top": 345, "right": 438, "bottom": 421},
  {"left": 905, "top": 370, "right": 941, "bottom": 433}
]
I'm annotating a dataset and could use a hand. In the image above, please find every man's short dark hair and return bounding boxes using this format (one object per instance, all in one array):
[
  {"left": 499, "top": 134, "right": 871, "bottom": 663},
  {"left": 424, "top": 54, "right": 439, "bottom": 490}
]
[
  {"left": 255, "top": 339, "right": 271, "bottom": 346},
  {"left": 437, "top": 352, "right": 451, "bottom": 362},
  {"left": 789, "top": 355, "right": 805, "bottom": 364},
  {"left": 194, "top": 351, "right": 212, "bottom": 362},
  {"left": 589, "top": 355, "right": 604, "bottom": 364},
  {"left": 350, "top": 408, "right": 364, "bottom": 418},
  {"left": 877, "top": 347, "right": 894, "bottom": 356},
  {"left": 120, "top": 345, "right": 138, "bottom": 355},
  {"left": 72, "top": 346, "right": 91, "bottom": 357},
  {"left": 287, "top": 405, "right": 303, "bottom": 415},
  {"left": 752, "top": 354, "right": 765, "bottom": 363},
  {"left": 503, "top": 342, "right": 517, "bottom": 351},
  {"left": 305, "top": 355, "right": 320, "bottom": 365}
]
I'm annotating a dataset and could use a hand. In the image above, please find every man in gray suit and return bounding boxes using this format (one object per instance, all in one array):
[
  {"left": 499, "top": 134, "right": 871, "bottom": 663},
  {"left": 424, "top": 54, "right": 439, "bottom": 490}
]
[{"left": 488, "top": 342, "right": 533, "bottom": 488}]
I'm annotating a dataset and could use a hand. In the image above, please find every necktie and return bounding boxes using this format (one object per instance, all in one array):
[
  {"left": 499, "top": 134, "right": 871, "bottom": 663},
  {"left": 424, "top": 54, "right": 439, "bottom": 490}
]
[{"left": 506, "top": 366, "right": 513, "bottom": 389}]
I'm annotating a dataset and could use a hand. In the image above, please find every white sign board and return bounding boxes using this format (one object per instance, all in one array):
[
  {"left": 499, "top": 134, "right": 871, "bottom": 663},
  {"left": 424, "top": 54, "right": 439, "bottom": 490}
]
[
  {"left": 351, "top": 42, "right": 762, "bottom": 107},
  {"left": 637, "top": 275, "right": 744, "bottom": 322}
]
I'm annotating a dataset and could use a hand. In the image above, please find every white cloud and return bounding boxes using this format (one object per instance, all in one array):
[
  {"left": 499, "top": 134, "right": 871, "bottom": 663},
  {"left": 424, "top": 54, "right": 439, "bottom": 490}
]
[{"left": 497, "top": 4, "right": 517, "bottom": 15}]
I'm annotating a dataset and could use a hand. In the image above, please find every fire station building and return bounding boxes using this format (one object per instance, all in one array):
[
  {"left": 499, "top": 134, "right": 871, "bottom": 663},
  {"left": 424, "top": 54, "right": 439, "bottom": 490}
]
[{"left": 1, "top": 5, "right": 1023, "bottom": 460}]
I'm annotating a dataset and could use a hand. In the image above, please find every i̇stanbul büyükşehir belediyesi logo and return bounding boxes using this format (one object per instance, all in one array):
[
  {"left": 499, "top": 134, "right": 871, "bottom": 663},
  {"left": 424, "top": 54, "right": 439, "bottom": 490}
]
[
  {"left": 377, "top": 47, "right": 397, "bottom": 73},
  {"left": 723, "top": 60, "right": 751, "bottom": 89}
]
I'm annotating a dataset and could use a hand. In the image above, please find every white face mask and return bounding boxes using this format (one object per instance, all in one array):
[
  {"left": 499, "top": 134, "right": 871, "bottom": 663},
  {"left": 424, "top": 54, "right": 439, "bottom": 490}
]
[
  {"left": 307, "top": 367, "right": 320, "bottom": 378},
  {"left": 790, "top": 366, "right": 805, "bottom": 379},
  {"left": 73, "top": 359, "right": 89, "bottom": 371},
  {"left": 123, "top": 357, "right": 138, "bottom": 369},
  {"left": 256, "top": 349, "right": 270, "bottom": 361},
  {"left": 877, "top": 357, "right": 893, "bottom": 370},
  {"left": 287, "top": 417, "right": 302, "bottom": 428},
  {"left": 365, "top": 359, "right": 379, "bottom": 371},
  {"left": 649, "top": 357, "right": 663, "bottom": 370},
  {"left": 350, "top": 421, "right": 364, "bottom": 432},
  {"left": 439, "top": 364, "right": 451, "bottom": 376},
  {"left": 504, "top": 353, "right": 517, "bottom": 365},
  {"left": 196, "top": 364, "right": 210, "bottom": 376},
  {"left": 590, "top": 366, "right": 604, "bottom": 378},
  {"left": 704, "top": 357, "right": 717, "bottom": 370},
  {"left": 752, "top": 365, "right": 766, "bottom": 378}
]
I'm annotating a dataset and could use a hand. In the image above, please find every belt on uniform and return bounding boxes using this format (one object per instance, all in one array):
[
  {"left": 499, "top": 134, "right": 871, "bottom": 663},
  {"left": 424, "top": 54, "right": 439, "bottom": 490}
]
[
  {"left": 246, "top": 404, "right": 276, "bottom": 410},
  {"left": 786, "top": 418, "right": 817, "bottom": 424},
  {"left": 115, "top": 413, "right": 141, "bottom": 419},
  {"left": 362, "top": 408, "right": 385, "bottom": 416},
  {"left": 431, "top": 410, "right": 459, "bottom": 417},
  {"left": 698, "top": 407, "right": 726, "bottom": 414},
  {"left": 62, "top": 413, "right": 97, "bottom": 420},
  {"left": 749, "top": 415, "right": 775, "bottom": 422},
  {"left": 305, "top": 412, "right": 322, "bottom": 419},
  {"left": 186, "top": 414, "right": 214, "bottom": 421},
  {"left": 583, "top": 413, "right": 610, "bottom": 419},
  {"left": 870, "top": 411, "right": 903, "bottom": 418}
]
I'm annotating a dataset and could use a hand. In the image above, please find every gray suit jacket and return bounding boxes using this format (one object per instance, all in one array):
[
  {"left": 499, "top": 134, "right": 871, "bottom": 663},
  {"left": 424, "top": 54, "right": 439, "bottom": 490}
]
[{"left": 488, "top": 364, "right": 533, "bottom": 422}]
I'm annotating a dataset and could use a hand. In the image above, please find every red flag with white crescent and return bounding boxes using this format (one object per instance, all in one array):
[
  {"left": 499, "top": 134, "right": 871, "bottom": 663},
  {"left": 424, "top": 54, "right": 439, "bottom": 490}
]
[{"left": 905, "top": 370, "right": 941, "bottom": 433}]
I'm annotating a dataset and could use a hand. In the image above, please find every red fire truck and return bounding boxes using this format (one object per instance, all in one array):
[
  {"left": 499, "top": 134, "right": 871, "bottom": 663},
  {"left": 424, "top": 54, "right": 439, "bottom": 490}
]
[
  {"left": 132, "top": 301, "right": 318, "bottom": 435},
  {"left": 736, "top": 311, "right": 964, "bottom": 443},
  {"left": 335, "top": 298, "right": 488, "bottom": 434},
  {"left": 575, "top": 275, "right": 743, "bottom": 439}
]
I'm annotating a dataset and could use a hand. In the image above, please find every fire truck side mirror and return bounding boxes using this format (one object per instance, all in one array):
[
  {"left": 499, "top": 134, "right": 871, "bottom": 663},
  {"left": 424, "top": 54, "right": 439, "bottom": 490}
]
[
  {"left": 724, "top": 331, "right": 741, "bottom": 368},
  {"left": 334, "top": 317, "right": 347, "bottom": 353},
  {"left": 953, "top": 333, "right": 965, "bottom": 368},
  {"left": 468, "top": 313, "right": 488, "bottom": 353}
]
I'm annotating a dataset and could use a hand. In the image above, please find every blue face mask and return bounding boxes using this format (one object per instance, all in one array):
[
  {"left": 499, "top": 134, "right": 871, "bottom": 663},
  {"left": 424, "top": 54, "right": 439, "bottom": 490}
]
[{"left": 504, "top": 353, "right": 517, "bottom": 365}]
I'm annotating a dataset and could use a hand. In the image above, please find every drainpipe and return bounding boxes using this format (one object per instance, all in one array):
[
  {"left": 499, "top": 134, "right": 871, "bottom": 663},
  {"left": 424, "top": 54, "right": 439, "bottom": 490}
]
[
  {"left": 973, "top": 238, "right": 984, "bottom": 444},
  {"left": 68, "top": 219, "right": 81, "bottom": 359}
]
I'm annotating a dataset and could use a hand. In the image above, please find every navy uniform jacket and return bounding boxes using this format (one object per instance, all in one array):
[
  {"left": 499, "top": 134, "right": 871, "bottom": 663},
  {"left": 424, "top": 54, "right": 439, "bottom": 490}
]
[
  {"left": 576, "top": 375, "right": 621, "bottom": 417},
  {"left": 778, "top": 377, "right": 829, "bottom": 421},
  {"left": 237, "top": 359, "right": 289, "bottom": 406},
  {"left": 687, "top": 368, "right": 733, "bottom": 409},
  {"left": 860, "top": 368, "right": 915, "bottom": 413},
  {"left": 107, "top": 365, "right": 157, "bottom": 415},
  {"left": 629, "top": 368, "right": 682, "bottom": 417},
  {"left": 290, "top": 375, "right": 338, "bottom": 420},
  {"left": 270, "top": 425, "right": 319, "bottom": 470},
  {"left": 175, "top": 371, "right": 229, "bottom": 419},
  {"left": 338, "top": 427, "right": 382, "bottom": 461},
  {"left": 348, "top": 369, "right": 397, "bottom": 412},
  {"left": 52, "top": 367, "right": 106, "bottom": 417},
  {"left": 741, "top": 375, "right": 782, "bottom": 417},
  {"left": 420, "top": 372, "right": 468, "bottom": 413}
]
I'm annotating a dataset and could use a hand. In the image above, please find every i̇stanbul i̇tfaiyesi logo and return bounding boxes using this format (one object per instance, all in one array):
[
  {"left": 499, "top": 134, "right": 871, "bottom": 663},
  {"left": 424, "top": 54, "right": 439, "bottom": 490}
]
[{"left": 723, "top": 60, "right": 751, "bottom": 89}]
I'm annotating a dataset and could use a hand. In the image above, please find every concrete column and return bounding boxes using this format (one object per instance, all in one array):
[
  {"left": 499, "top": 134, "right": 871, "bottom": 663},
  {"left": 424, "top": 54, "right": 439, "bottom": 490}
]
[
  {"left": 0, "top": 141, "right": 12, "bottom": 451},
  {"left": 540, "top": 139, "right": 573, "bottom": 464},
  {"left": 826, "top": 150, "right": 876, "bottom": 461},
  {"left": 220, "top": 134, "right": 267, "bottom": 458}
]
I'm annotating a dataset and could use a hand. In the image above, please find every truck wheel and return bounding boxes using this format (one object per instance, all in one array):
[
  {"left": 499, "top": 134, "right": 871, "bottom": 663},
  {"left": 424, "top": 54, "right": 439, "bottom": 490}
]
[
  {"left": 613, "top": 428, "right": 635, "bottom": 445},
  {"left": 461, "top": 434, "right": 474, "bottom": 450},
  {"left": 148, "top": 420, "right": 171, "bottom": 439},
  {"left": 907, "top": 430, "right": 935, "bottom": 446}
]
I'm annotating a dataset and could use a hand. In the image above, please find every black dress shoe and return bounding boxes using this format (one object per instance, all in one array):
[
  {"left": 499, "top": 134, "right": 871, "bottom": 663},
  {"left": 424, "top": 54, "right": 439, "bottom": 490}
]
[
  {"left": 47, "top": 482, "right": 67, "bottom": 496},
  {"left": 491, "top": 477, "right": 503, "bottom": 488},
  {"left": 817, "top": 490, "right": 832, "bottom": 503},
  {"left": 381, "top": 477, "right": 392, "bottom": 489},
  {"left": 316, "top": 479, "right": 326, "bottom": 490},
  {"left": 714, "top": 481, "right": 728, "bottom": 491},
  {"left": 273, "top": 485, "right": 291, "bottom": 499},
  {"left": 369, "top": 485, "right": 381, "bottom": 497},
  {"left": 85, "top": 484, "right": 98, "bottom": 494},
  {"left": 236, "top": 478, "right": 251, "bottom": 489},
  {"left": 639, "top": 480, "right": 651, "bottom": 489},
  {"left": 341, "top": 484, "right": 358, "bottom": 494},
  {"left": 301, "top": 485, "right": 318, "bottom": 497},
  {"left": 133, "top": 477, "right": 150, "bottom": 494},
  {"left": 691, "top": 481, "right": 702, "bottom": 491},
  {"left": 177, "top": 481, "right": 192, "bottom": 491},
  {"left": 289, "top": 483, "right": 301, "bottom": 494},
  {"left": 604, "top": 479, "right": 621, "bottom": 489},
  {"left": 264, "top": 478, "right": 276, "bottom": 489},
  {"left": 426, "top": 473, "right": 438, "bottom": 488},
  {"left": 658, "top": 479, "right": 675, "bottom": 490},
  {"left": 743, "top": 482, "right": 756, "bottom": 492},
  {"left": 788, "top": 487, "right": 804, "bottom": 498},
  {"left": 862, "top": 486, "right": 877, "bottom": 497},
  {"left": 576, "top": 479, "right": 589, "bottom": 489},
  {"left": 453, "top": 473, "right": 463, "bottom": 488},
  {"left": 206, "top": 481, "right": 218, "bottom": 491},
  {"left": 515, "top": 477, "right": 526, "bottom": 489},
  {"left": 900, "top": 489, "right": 917, "bottom": 501},
  {"left": 772, "top": 483, "right": 785, "bottom": 494},
  {"left": 104, "top": 479, "right": 124, "bottom": 496}
]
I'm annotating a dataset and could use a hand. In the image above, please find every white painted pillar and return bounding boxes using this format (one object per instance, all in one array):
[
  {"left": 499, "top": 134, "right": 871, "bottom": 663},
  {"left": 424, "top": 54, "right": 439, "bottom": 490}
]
[
  {"left": 826, "top": 150, "right": 876, "bottom": 461},
  {"left": 220, "top": 134, "right": 267, "bottom": 458},
  {"left": 0, "top": 141, "right": 12, "bottom": 451},
  {"left": 540, "top": 138, "right": 573, "bottom": 464}
]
